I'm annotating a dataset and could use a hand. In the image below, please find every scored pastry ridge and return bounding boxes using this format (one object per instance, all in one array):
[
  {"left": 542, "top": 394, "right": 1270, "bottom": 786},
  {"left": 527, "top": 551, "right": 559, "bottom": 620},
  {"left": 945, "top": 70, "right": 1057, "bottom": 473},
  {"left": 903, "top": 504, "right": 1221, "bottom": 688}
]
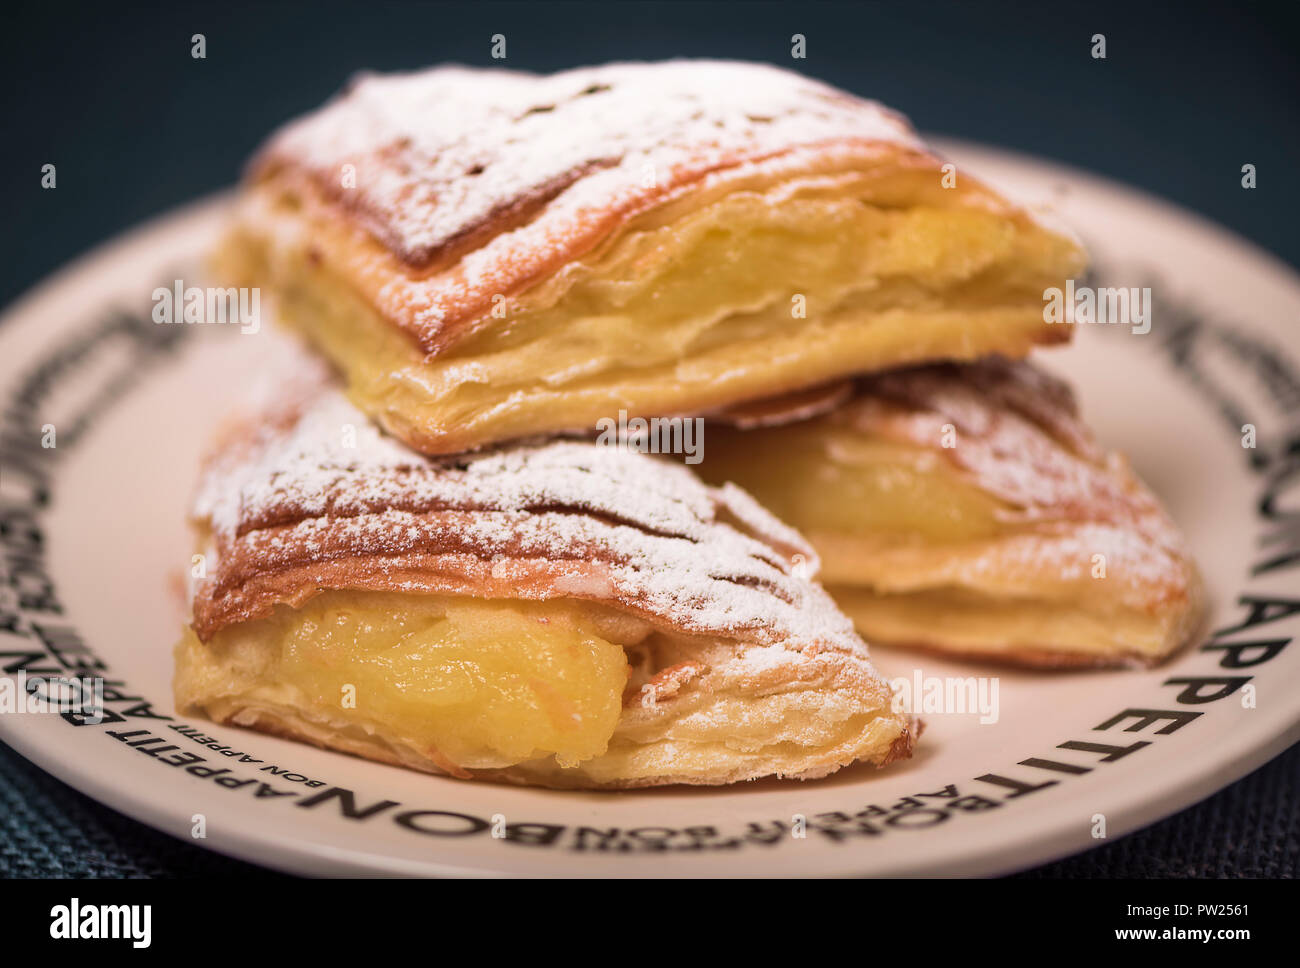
[
  {"left": 191, "top": 366, "right": 838, "bottom": 648},
  {"left": 252, "top": 61, "right": 922, "bottom": 273}
]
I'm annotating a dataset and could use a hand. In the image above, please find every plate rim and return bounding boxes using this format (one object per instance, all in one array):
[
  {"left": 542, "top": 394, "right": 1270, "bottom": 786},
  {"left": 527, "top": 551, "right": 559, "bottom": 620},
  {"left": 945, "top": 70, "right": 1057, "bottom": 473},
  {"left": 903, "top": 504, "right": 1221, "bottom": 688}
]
[{"left": 3, "top": 148, "right": 1300, "bottom": 878}]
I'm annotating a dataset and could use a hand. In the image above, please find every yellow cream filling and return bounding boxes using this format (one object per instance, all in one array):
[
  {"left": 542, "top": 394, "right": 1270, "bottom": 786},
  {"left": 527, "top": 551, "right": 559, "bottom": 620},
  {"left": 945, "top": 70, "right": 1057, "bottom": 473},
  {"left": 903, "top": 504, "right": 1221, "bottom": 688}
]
[
  {"left": 700, "top": 419, "right": 1010, "bottom": 556},
  {"left": 227, "top": 182, "right": 1081, "bottom": 452},
  {"left": 175, "top": 593, "right": 636, "bottom": 770}
]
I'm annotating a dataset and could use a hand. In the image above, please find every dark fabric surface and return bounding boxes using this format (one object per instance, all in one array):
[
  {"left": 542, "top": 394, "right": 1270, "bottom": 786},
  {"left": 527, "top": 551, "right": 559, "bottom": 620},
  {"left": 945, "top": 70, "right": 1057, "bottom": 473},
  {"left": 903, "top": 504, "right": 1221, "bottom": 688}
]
[
  {"left": 0, "top": 741, "right": 278, "bottom": 879},
  {"left": 1, "top": 738, "right": 1295, "bottom": 878}
]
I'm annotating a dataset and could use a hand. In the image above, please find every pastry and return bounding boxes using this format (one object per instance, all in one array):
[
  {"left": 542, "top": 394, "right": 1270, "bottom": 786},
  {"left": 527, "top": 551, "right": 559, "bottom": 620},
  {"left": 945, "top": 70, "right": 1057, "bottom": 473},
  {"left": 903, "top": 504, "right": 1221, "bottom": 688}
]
[
  {"left": 699, "top": 358, "right": 1204, "bottom": 667},
  {"left": 216, "top": 60, "right": 1085, "bottom": 456},
  {"left": 173, "top": 357, "right": 916, "bottom": 788}
]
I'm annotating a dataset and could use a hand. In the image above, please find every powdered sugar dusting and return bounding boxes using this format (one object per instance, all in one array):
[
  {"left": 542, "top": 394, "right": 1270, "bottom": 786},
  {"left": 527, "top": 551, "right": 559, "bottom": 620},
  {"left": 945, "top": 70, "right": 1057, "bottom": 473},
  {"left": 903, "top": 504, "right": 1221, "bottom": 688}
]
[
  {"left": 192, "top": 371, "right": 868, "bottom": 657},
  {"left": 257, "top": 60, "right": 918, "bottom": 265}
]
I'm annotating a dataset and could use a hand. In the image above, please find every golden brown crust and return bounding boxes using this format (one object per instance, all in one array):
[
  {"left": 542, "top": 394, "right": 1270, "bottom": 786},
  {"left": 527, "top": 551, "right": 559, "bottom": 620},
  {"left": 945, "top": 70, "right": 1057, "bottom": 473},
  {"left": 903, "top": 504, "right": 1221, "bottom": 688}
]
[{"left": 876, "top": 719, "right": 921, "bottom": 768}]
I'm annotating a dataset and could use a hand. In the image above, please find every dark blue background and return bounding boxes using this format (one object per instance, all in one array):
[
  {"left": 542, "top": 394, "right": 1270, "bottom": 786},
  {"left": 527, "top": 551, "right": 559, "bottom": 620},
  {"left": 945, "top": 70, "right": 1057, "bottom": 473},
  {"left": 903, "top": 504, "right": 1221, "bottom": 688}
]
[
  {"left": 3, "top": 0, "right": 1298, "bottom": 311},
  {"left": 1, "top": 0, "right": 1297, "bottom": 877}
]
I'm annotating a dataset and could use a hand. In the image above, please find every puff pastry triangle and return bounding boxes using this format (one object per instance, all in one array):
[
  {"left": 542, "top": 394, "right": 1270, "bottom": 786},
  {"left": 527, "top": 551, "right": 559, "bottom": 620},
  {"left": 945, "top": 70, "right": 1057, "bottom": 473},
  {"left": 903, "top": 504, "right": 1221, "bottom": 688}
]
[
  {"left": 217, "top": 60, "right": 1085, "bottom": 455},
  {"left": 174, "top": 355, "right": 917, "bottom": 787},
  {"left": 701, "top": 358, "right": 1204, "bottom": 667}
]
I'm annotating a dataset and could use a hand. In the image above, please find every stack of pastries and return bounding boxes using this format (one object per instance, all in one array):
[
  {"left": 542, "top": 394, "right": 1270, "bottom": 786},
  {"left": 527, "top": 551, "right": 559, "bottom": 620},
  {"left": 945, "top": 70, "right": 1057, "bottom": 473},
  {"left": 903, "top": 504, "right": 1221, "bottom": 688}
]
[{"left": 176, "top": 61, "right": 1202, "bottom": 789}]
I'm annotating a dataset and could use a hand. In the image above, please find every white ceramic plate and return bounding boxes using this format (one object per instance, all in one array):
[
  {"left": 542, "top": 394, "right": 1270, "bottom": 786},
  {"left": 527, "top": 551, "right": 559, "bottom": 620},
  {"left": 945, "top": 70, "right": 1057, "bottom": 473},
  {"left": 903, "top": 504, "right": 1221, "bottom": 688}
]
[{"left": 2, "top": 141, "right": 1298, "bottom": 877}]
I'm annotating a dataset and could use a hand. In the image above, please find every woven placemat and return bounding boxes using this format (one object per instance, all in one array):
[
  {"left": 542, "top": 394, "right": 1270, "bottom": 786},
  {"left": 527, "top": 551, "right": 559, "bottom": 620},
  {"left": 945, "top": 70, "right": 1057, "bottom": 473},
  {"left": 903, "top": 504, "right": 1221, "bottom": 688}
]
[{"left": 3, "top": 739, "right": 1296, "bottom": 878}]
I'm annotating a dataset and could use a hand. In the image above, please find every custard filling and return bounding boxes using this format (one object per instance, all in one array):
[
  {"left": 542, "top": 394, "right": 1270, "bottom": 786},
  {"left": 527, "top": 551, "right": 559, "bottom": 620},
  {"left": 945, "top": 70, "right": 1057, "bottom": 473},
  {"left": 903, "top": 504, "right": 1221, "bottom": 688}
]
[
  {"left": 176, "top": 593, "right": 641, "bottom": 770},
  {"left": 223, "top": 180, "right": 1082, "bottom": 452},
  {"left": 176, "top": 589, "right": 908, "bottom": 782},
  {"left": 700, "top": 418, "right": 1011, "bottom": 555}
]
